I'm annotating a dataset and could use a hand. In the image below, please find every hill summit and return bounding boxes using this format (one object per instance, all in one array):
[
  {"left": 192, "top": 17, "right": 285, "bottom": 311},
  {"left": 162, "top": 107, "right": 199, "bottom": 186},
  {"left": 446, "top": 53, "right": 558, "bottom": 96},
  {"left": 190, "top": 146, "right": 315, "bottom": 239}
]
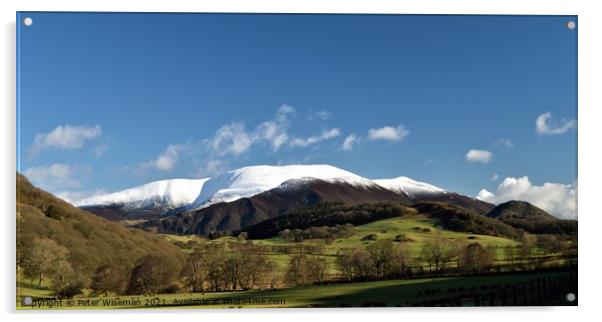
[{"left": 487, "top": 200, "right": 576, "bottom": 235}]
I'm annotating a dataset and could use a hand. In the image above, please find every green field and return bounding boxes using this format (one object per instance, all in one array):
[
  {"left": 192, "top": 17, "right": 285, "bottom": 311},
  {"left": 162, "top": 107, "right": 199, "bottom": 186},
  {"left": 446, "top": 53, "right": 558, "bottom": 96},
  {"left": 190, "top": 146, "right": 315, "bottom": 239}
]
[
  {"left": 17, "top": 215, "right": 572, "bottom": 309},
  {"left": 189, "top": 216, "right": 519, "bottom": 271},
  {"left": 165, "top": 215, "right": 566, "bottom": 277},
  {"left": 17, "top": 270, "right": 574, "bottom": 309}
]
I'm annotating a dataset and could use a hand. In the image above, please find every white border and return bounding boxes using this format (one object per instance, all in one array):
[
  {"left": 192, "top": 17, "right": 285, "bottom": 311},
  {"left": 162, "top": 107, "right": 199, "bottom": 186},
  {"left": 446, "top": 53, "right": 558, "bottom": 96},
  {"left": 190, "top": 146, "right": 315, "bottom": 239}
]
[{"left": 2, "top": 0, "right": 601, "bottom": 321}]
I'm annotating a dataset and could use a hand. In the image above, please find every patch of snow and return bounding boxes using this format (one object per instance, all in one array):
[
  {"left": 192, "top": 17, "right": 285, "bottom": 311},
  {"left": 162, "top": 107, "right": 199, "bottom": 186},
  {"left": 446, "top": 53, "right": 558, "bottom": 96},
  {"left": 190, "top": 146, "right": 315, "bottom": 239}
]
[
  {"left": 190, "top": 164, "right": 375, "bottom": 209},
  {"left": 76, "top": 178, "right": 209, "bottom": 209},
  {"left": 373, "top": 176, "right": 445, "bottom": 198},
  {"left": 76, "top": 164, "right": 448, "bottom": 213}
]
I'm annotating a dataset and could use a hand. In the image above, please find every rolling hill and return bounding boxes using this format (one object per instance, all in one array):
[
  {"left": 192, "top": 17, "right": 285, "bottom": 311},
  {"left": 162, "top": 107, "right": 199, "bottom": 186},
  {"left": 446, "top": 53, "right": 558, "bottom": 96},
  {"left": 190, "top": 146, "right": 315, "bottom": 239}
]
[
  {"left": 487, "top": 201, "right": 577, "bottom": 235},
  {"left": 16, "top": 174, "right": 184, "bottom": 280}
]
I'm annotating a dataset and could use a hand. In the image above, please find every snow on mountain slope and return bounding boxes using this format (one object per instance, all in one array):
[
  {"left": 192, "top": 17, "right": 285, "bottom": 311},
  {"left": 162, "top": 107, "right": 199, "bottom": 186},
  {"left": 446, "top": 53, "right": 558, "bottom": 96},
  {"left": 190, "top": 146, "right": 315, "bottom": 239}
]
[
  {"left": 76, "top": 178, "right": 209, "bottom": 209},
  {"left": 190, "top": 164, "right": 376, "bottom": 209},
  {"left": 77, "top": 165, "right": 448, "bottom": 213},
  {"left": 373, "top": 176, "right": 445, "bottom": 198}
]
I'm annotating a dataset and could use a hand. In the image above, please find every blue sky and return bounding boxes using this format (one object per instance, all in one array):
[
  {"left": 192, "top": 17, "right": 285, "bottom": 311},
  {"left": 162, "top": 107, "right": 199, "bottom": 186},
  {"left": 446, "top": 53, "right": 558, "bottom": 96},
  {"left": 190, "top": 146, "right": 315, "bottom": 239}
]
[{"left": 17, "top": 13, "right": 578, "bottom": 218}]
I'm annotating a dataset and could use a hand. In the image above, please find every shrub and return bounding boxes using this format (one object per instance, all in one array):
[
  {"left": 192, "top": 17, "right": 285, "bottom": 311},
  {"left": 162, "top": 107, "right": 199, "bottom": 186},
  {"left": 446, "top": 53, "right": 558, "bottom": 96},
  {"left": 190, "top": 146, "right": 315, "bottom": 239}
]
[
  {"left": 90, "top": 264, "right": 127, "bottom": 296},
  {"left": 394, "top": 234, "right": 408, "bottom": 242},
  {"left": 127, "top": 255, "right": 180, "bottom": 295},
  {"left": 361, "top": 234, "right": 378, "bottom": 242},
  {"left": 44, "top": 204, "right": 63, "bottom": 220}
]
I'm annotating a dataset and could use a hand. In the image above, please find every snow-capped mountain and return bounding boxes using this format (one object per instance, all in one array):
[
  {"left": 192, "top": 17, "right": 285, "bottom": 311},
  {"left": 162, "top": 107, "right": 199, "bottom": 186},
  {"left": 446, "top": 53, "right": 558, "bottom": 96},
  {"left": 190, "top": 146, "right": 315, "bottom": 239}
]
[
  {"left": 373, "top": 176, "right": 445, "bottom": 198},
  {"left": 76, "top": 164, "right": 458, "bottom": 221},
  {"left": 77, "top": 178, "right": 208, "bottom": 209},
  {"left": 189, "top": 164, "right": 377, "bottom": 209}
]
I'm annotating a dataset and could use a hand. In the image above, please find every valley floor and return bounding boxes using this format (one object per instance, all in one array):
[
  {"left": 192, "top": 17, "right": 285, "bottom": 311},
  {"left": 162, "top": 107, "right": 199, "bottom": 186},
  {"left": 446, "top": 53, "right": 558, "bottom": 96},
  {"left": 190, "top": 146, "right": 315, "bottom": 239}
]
[{"left": 17, "top": 269, "right": 576, "bottom": 309}]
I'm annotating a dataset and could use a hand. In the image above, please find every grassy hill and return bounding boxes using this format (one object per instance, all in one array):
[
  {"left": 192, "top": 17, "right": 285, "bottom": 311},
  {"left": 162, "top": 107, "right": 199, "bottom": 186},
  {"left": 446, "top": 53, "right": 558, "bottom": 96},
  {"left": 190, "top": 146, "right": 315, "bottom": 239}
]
[
  {"left": 18, "top": 270, "right": 576, "bottom": 308},
  {"left": 241, "top": 201, "right": 525, "bottom": 241},
  {"left": 16, "top": 174, "right": 185, "bottom": 289},
  {"left": 487, "top": 201, "right": 577, "bottom": 235},
  {"left": 16, "top": 174, "right": 576, "bottom": 308},
  {"left": 159, "top": 214, "right": 522, "bottom": 280}
]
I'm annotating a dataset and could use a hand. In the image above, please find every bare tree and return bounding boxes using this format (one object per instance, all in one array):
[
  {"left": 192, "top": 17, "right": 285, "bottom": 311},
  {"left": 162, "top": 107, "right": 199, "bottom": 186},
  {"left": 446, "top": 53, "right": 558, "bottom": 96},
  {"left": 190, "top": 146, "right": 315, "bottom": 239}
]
[
  {"left": 91, "top": 264, "right": 126, "bottom": 296},
  {"left": 127, "top": 255, "right": 179, "bottom": 295},
  {"left": 420, "top": 233, "right": 458, "bottom": 273},
  {"left": 181, "top": 250, "right": 206, "bottom": 293},
  {"left": 23, "top": 238, "right": 69, "bottom": 286},
  {"left": 285, "top": 254, "right": 328, "bottom": 286},
  {"left": 336, "top": 247, "right": 374, "bottom": 281},
  {"left": 390, "top": 242, "right": 410, "bottom": 277},
  {"left": 49, "top": 259, "right": 83, "bottom": 298},
  {"left": 367, "top": 239, "right": 395, "bottom": 279},
  {"left": 457, "top": 243, "right": 494, "bottom": 274}
]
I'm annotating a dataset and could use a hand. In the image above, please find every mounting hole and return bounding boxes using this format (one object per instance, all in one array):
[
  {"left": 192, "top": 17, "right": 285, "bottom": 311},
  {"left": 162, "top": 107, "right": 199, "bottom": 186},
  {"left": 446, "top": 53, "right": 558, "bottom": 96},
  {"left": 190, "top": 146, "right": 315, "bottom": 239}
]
[
  {"left": 23, "top": 17, "right": 33, "bottom": 26},
  {"left": 565, "top": 292, "right": 576, "bottom": 302},
  {"left": 22, "top": 296, "right": 32, "bottom": 306},
  {"left": 567, "top": 21, "right": 576, "bottom": 30}
]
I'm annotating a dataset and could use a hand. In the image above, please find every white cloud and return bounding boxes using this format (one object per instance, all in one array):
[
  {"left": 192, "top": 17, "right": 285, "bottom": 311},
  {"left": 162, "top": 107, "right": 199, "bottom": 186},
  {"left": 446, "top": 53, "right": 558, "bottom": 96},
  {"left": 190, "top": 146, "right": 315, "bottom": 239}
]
[
  {"left": 368, "top": 125, "right": 409, "bottom": 142},
  {"left": 276, "top": 104, "right": 296, "bottom": 120},
  {"left": 494, "top": 138, "right": 514, "bottom": 148},
  {"left": 308, "top": 110, "right": 332, "bottom": 121},
  {"left": 535, "top": 111, "right": 576, "bottom": 135},
  {"left": 290, "top": 128, "right": 341, "bottom": 147},
  {"left": 465, "top": 149, "right": 493, "bottom": 163},
  {"left": 256, "top": 121, "right": 288, "bottom": 150},
  {"left": 256, "top": 104, "right": 295, "bottom": 150},
  {"left": 476, "top": 176, "right": 577, "bottom": 219},
  {"left": 143, "top": 143, "right": 192, "bottom": 171},
  {"left": 491, "top": 174, "right": 500, "bottom": 181},
  {"left": 207, "top": 104, "right": 296, "bottom": 155},
  {"left": 476, "top": 189, "right": 495, "bottom": 200},
  {"left": 31, "top": 124, "right": 101, "bottom": 155},
  {"left": 341, "top": 134, "right": 358, "bottom": 151},
  {"left": 138, "top": 104, "right": 343, "bottom": 175},
  {"left": 23, "top": 163, "right": 87, "bottom": 191},
  {"left": 209, "top": 122, "right": 255, "bottom": 156},
  {"left": 55, "top": 189, "right": 108, "bottom": 205},
  {"left": 195, "top": 159, "right": 228, "bottom": 178}
]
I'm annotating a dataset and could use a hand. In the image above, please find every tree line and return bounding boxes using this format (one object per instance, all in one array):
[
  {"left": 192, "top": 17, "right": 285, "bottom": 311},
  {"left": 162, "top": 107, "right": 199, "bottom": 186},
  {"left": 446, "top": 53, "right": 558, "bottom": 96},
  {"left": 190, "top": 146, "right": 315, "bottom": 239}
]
[{"left": 19, "top": 229, "right": 575, "bottom": 299}]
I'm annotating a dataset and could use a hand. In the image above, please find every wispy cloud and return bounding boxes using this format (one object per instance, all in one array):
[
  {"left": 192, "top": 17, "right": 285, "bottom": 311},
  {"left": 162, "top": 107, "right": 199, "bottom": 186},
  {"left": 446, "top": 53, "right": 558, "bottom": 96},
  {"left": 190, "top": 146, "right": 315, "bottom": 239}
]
[
  {"left": 142, "top": 143, "right": 193, "bottom": 171},
  {"left": 290, "top": 128, "right": 341, "bottom": 147},
  {"left": 136, "top": 104, "right": 341, "bottom": 176},
  {"left": 368, "top": 125, "right": 409, "bottom": 142},
  {"left": 491, "top": 174, "right": 500, "bottom": 181},
  {"left": 30, "top": 124, "right": 101, "bottom": 155},
  {"left": 91, "top": 143, "right": 108, "bottom": 158},
  {"left": 308, "top": 110, "right": 332, "bottom": 122},
  {"left": 55, "top": 188, "right": 108, "bottom": 205},
  {"left": 341, "top": 134, "right": 358, "bottom": 151},
  {"left": 476, "top": 176, "right": 576, "bottom": 219},
  {"left": 208, "top": 122, "right": 255, "bottom": 156},
  {"left": 23, "top": 163, "right": 89, "bottom": 191},
  {"left": 195, "top": 159, "right": 228, "bottom": 178},
  {"left": 206, "top": 104, "right": 295, "bottom": 156},
  {"left": 535, "top": 111, "right": 576, "bottom": 135},
  {"left": 493, "top": 138, "right": 514, "bottom": 148},
  {"left": 465, "top": 149, "right": 493, "bottom": 163},
  {"left": 256, "top": 104, "right": 295, "bottom": 150}
]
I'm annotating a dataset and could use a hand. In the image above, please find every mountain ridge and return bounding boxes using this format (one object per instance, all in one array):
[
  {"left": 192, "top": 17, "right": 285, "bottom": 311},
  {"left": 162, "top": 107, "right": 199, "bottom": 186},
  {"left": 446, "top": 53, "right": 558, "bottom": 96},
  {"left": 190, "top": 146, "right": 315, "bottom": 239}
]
[
  {"left": 75, "top": 164, "right": 442, "bottom": 220},
  {"left": 137, "top": 177, "right": 411, "bottom": 235},
  {"left": 66, "top": 164, "right": 496, "bottom": 228}
]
